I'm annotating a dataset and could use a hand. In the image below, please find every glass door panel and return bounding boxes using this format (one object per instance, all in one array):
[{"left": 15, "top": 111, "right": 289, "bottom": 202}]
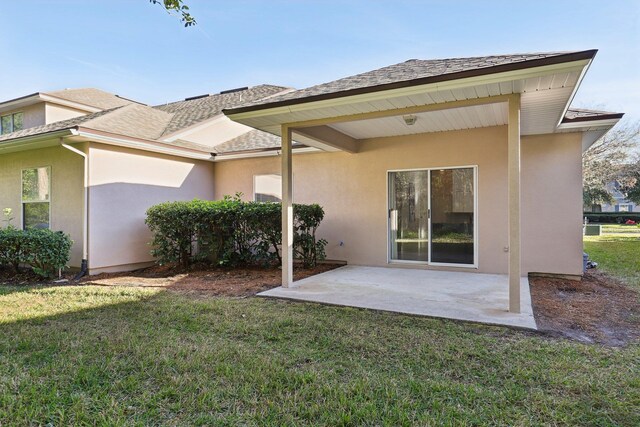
[
  {"left": 389, "top": 170, "right": 429, "bottom": 262},
  {"left": 429, "top": 168, "right": 475, "bottom": 265}
]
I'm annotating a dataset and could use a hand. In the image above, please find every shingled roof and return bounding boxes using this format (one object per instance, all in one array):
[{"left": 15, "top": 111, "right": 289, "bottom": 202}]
[
  {"left": 45, "top": 88, "right": 135, "bottom": 110},
  {"left": 0, "top": 108, "right": 118, "bottom": 142},
  {"left": 225, "top": 50, "right": 597, "bottom": 114},
  {"left": 155, "top": 84, "right": 290, "bottom": 136},
  {"left": 0, "top": 85, "right": 291, "bottom": 148}
]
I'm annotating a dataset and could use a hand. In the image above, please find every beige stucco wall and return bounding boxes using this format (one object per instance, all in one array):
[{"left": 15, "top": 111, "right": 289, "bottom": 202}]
[
  {"left": 0, "top": 145, "right": 85, "bottom": 267},
  {"left": 45, "top": 103, "right": 90, "bottom": 124},
  {"left": 0, "top": 103, "right": 46, "bottom": 130},
  {"left": 521, "top": 132, "right": 583, "bottom": 275},
  {"left": 213, "top": 126, "right": 584, "bottom": 276},
  {"left": 87, "top": 143, "right": 215, "bottom": 273}
]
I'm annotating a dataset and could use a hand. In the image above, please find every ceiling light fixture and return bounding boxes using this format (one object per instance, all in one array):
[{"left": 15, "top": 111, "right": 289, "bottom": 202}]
[{"left": 403, "top": 115, "right": 417, "bottom": 126}]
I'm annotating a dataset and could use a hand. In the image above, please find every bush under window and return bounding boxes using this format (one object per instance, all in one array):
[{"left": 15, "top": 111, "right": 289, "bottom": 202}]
[{"left": 0, "top": 227, "right": 73, "bottom": 278}]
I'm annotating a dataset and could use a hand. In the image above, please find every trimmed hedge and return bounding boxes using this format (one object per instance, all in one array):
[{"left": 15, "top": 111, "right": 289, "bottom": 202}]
[
  {"left": 584, "top": 212, "right": 640, "bottom": 224},
  {"left": 0, "top": 228, "right": 73, "bottom": 278},
  {"left": 146, "top": 196, "right": 327, "bottom": 268}
]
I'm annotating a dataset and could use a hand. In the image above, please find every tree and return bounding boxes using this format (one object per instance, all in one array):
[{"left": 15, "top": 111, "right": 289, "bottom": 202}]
[
  {"left": 582, "top": 121, "right": 639, "bottom": 208},
  {"left": 619, "top": 159, "right": 640, "bottom": 204},
  {"left": 150, "top": 0, "right": 196, "bottom": 27}
]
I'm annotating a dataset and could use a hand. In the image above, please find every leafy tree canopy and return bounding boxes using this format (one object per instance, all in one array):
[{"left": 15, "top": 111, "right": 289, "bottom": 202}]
[{"left": 582, "top": 120, "right": 639, "bottom": 207}]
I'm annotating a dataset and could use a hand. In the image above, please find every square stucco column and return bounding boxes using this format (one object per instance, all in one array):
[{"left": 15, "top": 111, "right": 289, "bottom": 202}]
[
  {"left": 508, "top": 94, "right": 521, "bottom": 313},
  {"left": 281, "top": 125, "right": 294, "bottom": 287}
]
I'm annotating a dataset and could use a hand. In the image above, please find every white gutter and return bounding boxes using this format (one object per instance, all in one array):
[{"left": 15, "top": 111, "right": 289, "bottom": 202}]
[
  {"left": 73, "top": 129, "right": 213, "bottom": 161},
  {"left": 0, "top": 130, "right": 73, "bottom": 153},
  {"left": 60, "top": 140, "right": 89, "bottom": 271},
  {"left": 213, "top": 146, "right": 320, "bottom": 161}
]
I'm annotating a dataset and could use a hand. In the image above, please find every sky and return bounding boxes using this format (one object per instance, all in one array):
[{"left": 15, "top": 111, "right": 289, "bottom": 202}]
[{"left": 1, "top": 0, "right": 639, "bottom": 122}]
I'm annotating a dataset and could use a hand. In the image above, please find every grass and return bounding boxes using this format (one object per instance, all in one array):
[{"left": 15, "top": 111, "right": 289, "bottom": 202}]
[
  {"left": 0, "top": 284, "right": 639, "bottom": 426},
  {"left": 584, "top": 226, "right": 640, "bottom": 290}
]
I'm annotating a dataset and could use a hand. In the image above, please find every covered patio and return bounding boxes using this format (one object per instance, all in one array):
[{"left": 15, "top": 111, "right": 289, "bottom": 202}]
[
  {"left": 224, "top": 51, "right": 608, "bottom": 321},
  {"left": 259, "top": 265, "right": 537, "bottom": 329}
]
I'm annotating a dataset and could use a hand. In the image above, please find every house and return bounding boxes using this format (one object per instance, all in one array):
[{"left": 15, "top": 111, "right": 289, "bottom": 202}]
[
  {"left": 0, "top": 50, "right": 624, "bottom": 313},
  {"left": 0, "top": 85, "right": 291, "bottom": 273},
  {"left": 595, "top": 181, "right": 640, "bottom": 213}
]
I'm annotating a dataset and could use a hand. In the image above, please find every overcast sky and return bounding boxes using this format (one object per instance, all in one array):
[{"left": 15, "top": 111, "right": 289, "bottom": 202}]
[{"left": 1, "top": 0, "right": 638, "bottom": 122}]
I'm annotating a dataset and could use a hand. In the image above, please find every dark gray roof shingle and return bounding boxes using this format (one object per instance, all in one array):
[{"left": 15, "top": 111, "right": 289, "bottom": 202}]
[
  {"left": 226, "top": 51, "right": 597, "bottom": 112},
  {"left": 155, "top": 84, "right": 290, "bottom": 136},
  {"left": 213, "top": 130, "right": 282, "bottom": 153},
  {"left": 45, "top": 88, "right": 135, "bottom": 109},
  {"left": 0, "top": 108, "right": 119, "bottom": 142},
  {"left": 563, "top": 108, "right": 624, "bottom": 122}
]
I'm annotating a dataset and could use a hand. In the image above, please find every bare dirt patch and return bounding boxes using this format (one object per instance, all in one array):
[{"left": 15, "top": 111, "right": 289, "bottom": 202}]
[
  {"left": 530, "top": 270, "right": 640, "bottom": 346},
  {"left": 82, "top": 263, "right": 343, "bottom": 296}
]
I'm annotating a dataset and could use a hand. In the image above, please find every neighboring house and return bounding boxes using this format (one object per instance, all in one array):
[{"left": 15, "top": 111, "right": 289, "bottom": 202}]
[
  {"left": 0, "top": 50, "right": 624, "bottom": 305},
  {"left": 0, "top": 85, "right": 291, "bottom": 273},
  {"left": 600, "top": 181, "right": 639, "bottom": 213}
]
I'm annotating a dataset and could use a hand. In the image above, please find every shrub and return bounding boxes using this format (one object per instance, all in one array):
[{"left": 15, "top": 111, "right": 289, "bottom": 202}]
[
  {"left": 0, "top": 228, "right": 73, "bottom": 278},
  {"left": 145, "top": 197, "right": 328, "bottom": 269}
]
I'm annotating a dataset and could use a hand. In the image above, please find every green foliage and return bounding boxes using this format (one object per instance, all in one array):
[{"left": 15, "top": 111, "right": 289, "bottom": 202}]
[
  {"left": 145, "top": 197, "right": 327, "bottom": 268},
  {"left": 149, "top": 0, "right": 196, "bottom": 27},
  {"left": 0, "top": 228, "right": 72, "bottom": 278},
  {"left": 583, "top": 212, "right": 640, "bottom": 224}
]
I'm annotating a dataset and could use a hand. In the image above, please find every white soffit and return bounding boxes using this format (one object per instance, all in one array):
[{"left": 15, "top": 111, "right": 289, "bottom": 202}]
[
  {"left": 329, "top": 103, "right": 508, "bottom": 139},
  {"left": 231, "top": 60, "right": 588, "bottom": 141}
]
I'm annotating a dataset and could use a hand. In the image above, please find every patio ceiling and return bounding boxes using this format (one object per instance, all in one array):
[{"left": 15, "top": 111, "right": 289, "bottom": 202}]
[{"left": 225, "top": 54, "right": 594, "bottom": 152}]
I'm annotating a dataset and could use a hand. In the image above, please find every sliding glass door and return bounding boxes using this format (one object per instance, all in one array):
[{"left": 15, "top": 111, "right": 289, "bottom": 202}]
[
  {"left": 388, "top": 167, "right": 476, "bottom": 267},
  {"left": 430, "top": 168, "right": 475, "bottom": 265},
  {"left": 389, "top": 170, "right": 429, "bottom": 262}
]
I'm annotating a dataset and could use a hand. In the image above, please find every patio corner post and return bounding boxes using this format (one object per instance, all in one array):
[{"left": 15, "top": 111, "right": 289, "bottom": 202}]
[
  {"left": 508, "top": 94, "right": 521, "bottom": 313},
  {"left": 281, "top": 125, "right": 294, "bottom": 288}
]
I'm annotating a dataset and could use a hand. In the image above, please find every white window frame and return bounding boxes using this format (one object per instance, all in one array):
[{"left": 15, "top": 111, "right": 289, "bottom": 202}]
[
  {"left": 21, "top": 166, "right": 52, "bottom": 230},
  {"left": 1, "top": 112, "right": 24, "bottom": 134},
  {"left": 253, "top": 174, "right": 283, "bottom": 202},
  {"left": 386, "top": 165, "right": 479, "bottom": 269}
]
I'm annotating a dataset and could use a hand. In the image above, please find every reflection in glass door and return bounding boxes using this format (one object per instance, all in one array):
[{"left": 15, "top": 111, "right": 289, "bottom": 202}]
[
  {"left": 430, "top": 168, "right": 475, "bottom": 265},
  {"left": 388, "top": 167, "right": 476, "bottom": 266},
  {"left": 389, "top": 170, "right": 429, "bottom": 262}
]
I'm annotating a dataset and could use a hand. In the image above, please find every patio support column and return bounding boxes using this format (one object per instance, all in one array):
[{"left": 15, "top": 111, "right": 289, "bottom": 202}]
[
  {"left": 507, "top": 94, "right": 521, "bottom": 313},
  {"left": 281, "top": 125, "right": 294, "bottom": 288}
]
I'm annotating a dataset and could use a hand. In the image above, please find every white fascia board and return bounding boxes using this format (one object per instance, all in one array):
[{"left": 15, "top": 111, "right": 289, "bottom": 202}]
[
  {"left": 0, "top": 94, "right": 42, "bottom": 113},
  {"left": 227, "top": 60, "right": 591, "bottom": 122},
  {"left": 39, "top": 94, "right": 102, "bottom": 113},
  {"left": 554, "top": 57, "right": 594, "bottom": 129},
  {"left": 556, "top": 118, "right": 620, "bottom": 131},
  {"left": 0, "top": 130, "right": 73, "bottom": 154},
  {"left": 73, "top": 130, "right": 214, "bottom": 161},
  {"left": 213, "top": 147, "right": 320, "bottom": 161}
]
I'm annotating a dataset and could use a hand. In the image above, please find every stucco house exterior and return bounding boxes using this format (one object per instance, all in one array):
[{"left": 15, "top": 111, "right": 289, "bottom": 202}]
[{"left": 0, "top": 50, "right": 624, "bottom": 310}]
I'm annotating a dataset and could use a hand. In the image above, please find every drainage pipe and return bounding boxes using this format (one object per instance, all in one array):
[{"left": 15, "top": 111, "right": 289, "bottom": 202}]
[{"left": 60, "top": 140, "right": 89, "bottom": 279}]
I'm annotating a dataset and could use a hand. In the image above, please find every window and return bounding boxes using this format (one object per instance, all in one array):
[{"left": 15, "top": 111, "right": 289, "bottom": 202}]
[
  {"left": 619, "top": 204, "right": 631, "bottom": 212},
  {"left": 0, "top": 112, "right": 24, "bottom": 134},
  {"left": 22, "top": 167, "right": 50, "bottom": 230},
  {"left": 254, "top": 174, "right": 282, "bottom": 202}
]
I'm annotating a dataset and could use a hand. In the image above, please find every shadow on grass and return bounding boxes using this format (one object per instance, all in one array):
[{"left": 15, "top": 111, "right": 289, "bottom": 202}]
[{"left": 0, "top": 285, "right": 638, "bottom": 426}]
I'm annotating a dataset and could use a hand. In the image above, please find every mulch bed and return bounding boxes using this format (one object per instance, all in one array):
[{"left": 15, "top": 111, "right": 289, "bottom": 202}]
[
  {"left": 81, "top": 263, "right": 343, "bottom": 297},
  {"left": 4, "top": 263, "right": 639, "bottom": 346},
  {"left": 529, "top": 270, "right": 640, "bottom": 346}
]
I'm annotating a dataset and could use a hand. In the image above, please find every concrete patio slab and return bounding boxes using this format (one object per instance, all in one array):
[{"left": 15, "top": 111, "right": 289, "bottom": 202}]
[{"left": 258, "top": 266, "right": 537, "bottom": 330}]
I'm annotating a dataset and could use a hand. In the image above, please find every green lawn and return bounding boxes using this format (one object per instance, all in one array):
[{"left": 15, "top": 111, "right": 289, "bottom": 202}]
[
  {"left": 584, "top": 227, "right": 640, "bottom": 290},
  {"left": 0, "top": 284, "right": 639, "bottom": 425}
]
